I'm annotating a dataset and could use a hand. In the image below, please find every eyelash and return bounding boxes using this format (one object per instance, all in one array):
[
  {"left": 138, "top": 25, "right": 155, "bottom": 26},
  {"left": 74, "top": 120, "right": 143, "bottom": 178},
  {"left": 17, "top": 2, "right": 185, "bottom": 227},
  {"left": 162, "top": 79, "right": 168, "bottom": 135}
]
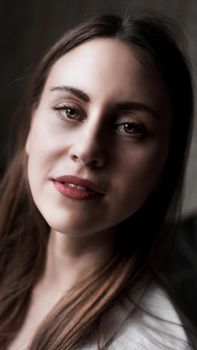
[
  {"left": 115, "top": 121, "right": 148, "bottom": 138},
  {"left": 52, "top": 103, "right": 149, "bottom": 139},
  {"left": 52, "top": 104, "right": 83, "bottom": 121}
]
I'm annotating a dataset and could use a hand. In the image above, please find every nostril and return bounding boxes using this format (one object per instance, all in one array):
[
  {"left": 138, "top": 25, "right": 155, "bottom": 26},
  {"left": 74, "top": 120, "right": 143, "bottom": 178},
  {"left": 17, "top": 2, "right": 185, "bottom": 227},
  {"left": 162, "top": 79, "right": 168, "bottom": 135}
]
[
  {"left": 89, "top": 159, "right": 101, "bottom": 168},
  {"left": 68, "top": 138, "right": 107, "bottom": 168},
  {"left": 71, "top": 154, "right": 79, "bottom": 162},
  {"left": 69, "top": 151, "right": 106, "bottom": 168}
]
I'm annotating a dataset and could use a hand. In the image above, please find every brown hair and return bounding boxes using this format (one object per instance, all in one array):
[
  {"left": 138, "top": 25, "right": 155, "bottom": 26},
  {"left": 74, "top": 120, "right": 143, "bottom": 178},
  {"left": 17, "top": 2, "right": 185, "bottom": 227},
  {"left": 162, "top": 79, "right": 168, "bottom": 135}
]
[{"left": 0, "top": 13, "right": 194, "bottom": 349}]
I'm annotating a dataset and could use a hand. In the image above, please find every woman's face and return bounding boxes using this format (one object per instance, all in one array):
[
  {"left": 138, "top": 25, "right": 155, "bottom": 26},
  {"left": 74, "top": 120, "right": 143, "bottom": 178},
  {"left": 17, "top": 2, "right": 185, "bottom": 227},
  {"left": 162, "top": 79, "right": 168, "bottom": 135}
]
[{"left": 26, "top": 38, "right": 172, "bottom": 237}]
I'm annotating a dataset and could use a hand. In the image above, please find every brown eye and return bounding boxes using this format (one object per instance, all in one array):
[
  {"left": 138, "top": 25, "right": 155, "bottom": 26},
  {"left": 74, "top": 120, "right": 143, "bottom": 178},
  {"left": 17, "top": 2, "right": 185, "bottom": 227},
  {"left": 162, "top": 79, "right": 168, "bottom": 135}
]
[
  {"left": 116, "top": 122, "right": 147, "bottom": 136},
  {"left": 52, "top": 104, "right": 83, "bottom": 121},
  {"left": 58, "top": 106, "right": 78, "bottom": 119},
  {"left": 64, "top": 106, "right": 81, "bottom": 119}
]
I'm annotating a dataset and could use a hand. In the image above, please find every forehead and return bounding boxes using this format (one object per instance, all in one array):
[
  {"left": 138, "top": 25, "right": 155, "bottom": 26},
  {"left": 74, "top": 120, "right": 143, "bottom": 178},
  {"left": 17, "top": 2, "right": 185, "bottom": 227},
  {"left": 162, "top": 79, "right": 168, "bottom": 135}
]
[
  {"left": 47, "top": 38, "right": 153, "bottom": 88},
  {"left": 44, "top": 38, "right": 171, "bottom": 113}
]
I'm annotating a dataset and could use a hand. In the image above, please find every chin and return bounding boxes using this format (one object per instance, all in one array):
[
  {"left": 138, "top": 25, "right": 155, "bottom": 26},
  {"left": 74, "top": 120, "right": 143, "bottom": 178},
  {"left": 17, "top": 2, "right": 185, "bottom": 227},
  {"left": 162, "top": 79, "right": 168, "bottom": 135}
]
[{"left": 40, "top": 211, "right": 98, "bottom": 237}]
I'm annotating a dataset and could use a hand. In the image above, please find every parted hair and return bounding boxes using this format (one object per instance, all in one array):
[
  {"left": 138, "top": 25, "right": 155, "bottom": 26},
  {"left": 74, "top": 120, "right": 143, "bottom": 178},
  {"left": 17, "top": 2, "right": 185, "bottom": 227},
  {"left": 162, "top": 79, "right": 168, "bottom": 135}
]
[{"left": 0, "top": 12, "right": 194, "bottom": 349}]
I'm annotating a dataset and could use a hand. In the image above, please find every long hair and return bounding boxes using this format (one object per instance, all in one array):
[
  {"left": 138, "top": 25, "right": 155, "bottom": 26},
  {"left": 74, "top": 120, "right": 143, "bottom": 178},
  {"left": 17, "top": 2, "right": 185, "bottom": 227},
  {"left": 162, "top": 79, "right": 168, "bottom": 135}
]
[{"left": 0, "top": 13, "right": 194, "bottom": 349}]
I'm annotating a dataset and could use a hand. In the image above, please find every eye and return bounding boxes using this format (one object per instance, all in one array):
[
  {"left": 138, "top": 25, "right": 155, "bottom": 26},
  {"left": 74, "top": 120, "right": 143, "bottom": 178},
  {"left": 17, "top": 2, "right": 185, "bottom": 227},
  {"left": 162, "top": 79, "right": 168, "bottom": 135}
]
[
  {"left": 116, "top": 122, "right": 148, "bottom": 138},
  {"left": 52, "top": 103, "right": 84, "bottom": 121}
]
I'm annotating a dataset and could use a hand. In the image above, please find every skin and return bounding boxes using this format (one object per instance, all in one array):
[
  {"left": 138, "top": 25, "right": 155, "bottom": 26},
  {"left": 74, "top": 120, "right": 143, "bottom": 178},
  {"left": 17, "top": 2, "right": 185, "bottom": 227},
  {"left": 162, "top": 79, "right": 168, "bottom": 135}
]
[
  {"left": 26, "top": 38, "right": 172, "bottom": 238},
  {"left": 9, "top": 38, "right": 172, "bottom": 349}
]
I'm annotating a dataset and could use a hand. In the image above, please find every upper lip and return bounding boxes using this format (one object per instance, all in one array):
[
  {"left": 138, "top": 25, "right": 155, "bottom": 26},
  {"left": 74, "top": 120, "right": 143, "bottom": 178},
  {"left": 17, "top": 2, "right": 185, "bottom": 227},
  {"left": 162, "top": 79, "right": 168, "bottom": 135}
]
[{"left": 53, "top": 175, "right": 105, "bottom": 194}]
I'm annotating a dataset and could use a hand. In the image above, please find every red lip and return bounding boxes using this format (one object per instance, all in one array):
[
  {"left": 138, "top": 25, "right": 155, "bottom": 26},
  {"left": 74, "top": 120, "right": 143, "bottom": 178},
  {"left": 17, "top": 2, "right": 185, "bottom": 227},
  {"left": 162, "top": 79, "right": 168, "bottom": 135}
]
[{"left": 52, "top": 175, "right": 105, "bottom": 200}]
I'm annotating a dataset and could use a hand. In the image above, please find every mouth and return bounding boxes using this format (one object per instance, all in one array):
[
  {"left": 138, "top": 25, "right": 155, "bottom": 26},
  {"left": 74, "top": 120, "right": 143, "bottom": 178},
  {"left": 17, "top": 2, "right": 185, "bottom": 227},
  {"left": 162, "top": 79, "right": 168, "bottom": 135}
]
[{"left": 52, "top": 175, "right": 105, "bottom": 200}]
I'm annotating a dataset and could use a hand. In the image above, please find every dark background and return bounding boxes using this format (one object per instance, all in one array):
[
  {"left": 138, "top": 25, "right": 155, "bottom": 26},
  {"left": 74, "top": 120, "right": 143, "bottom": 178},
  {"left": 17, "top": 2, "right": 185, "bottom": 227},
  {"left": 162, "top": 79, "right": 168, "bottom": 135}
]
[{"left": 1, "top": 0, "right": 197, "bottom": 323}]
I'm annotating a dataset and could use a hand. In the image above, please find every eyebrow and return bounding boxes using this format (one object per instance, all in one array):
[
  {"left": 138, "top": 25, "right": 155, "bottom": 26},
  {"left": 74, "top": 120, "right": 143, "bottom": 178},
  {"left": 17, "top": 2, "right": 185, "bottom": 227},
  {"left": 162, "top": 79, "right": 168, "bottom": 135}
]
[
  {"left": 50, "top": 85, "right": 90, "bottom": 103},
  {"left": 115, "top": 101, "right": 160, "bottom": 120},
  {"left": 50, "top": 85, "right": 160, "bottom": 120}
]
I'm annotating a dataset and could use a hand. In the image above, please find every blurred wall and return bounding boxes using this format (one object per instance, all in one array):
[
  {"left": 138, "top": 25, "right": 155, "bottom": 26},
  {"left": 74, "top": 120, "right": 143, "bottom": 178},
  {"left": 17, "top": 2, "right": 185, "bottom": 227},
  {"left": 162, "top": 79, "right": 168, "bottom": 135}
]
[{"left": 1, "top": 0, "right": 197, "bottom": 216}]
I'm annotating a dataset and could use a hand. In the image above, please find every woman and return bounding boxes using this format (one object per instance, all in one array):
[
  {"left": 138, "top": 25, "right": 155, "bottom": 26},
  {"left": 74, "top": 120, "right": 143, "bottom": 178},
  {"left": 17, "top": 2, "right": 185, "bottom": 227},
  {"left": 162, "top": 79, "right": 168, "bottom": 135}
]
[{"left": 0, "top": 13, "right": 195, "bottom": 349}]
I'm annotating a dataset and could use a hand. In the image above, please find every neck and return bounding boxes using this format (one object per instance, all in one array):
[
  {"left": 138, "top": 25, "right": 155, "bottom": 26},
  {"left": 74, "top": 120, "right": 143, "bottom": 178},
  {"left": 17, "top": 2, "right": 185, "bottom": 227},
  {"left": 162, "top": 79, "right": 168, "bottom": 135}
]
[{"left": 39, "top": 228, "right": 116, "bottom": 293}]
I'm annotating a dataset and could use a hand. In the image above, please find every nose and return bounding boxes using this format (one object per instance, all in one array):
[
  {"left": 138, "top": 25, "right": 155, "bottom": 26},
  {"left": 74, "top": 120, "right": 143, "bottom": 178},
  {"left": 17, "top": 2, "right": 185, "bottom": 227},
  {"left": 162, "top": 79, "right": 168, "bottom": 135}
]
[{"left": 68, "top": 121, "right": 107, "bottom": 169}]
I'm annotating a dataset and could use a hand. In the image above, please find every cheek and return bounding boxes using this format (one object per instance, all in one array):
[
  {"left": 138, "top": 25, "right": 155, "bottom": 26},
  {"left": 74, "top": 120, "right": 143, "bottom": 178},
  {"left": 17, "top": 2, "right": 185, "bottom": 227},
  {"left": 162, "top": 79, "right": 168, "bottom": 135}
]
[
  {"left": 26, "top": 128, "right": 52, "bottom": 195},
  {"left": 27, "top": 118, "right": 62, "bottom": 166},
  {"left": 113, "top": 142, "right": 168, "bottom": 199}
]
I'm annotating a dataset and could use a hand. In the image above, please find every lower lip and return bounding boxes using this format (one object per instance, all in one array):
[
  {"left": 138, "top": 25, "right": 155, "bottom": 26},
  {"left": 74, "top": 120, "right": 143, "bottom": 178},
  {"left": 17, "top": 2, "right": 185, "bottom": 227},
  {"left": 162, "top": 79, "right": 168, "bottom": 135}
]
[{"left": 53, "top": 181, "right": 102, "bottom": 200}]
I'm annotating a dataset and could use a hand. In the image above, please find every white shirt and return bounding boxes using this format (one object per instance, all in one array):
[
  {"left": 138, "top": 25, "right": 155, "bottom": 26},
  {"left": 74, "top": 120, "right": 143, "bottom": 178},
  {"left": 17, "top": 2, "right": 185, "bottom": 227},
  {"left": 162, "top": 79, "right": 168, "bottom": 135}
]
[{"left": 81, "top": 284, "right": 194, "bottom": 349}]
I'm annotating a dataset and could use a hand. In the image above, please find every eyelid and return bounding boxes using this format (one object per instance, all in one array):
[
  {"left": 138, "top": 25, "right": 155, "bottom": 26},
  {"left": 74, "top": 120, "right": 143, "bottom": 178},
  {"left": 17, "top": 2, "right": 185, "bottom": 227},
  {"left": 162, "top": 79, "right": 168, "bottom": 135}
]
[
  {"left": 52, "top": 100, "right": 84, "bottom": 112},
  {"left": 114, "top": 118, "right": 153, "bottom": 140},
  {"left": 51, "top": 91, "right": 88, "bottom": 106},
  {"left": 116, "top": 121, "right": 147, "bottom": 132},
  {"left": 51, "top": 101, "right": 85, "bottom": 122},
  {"left": 52, "top": 98, "right": 80, "bottom": 107},
  {"left": 116, "top": 110, "right": 144, "bottom": 120},
  {"left": 115, "top": 112, "right": 153, "bottom": 129},
  {"left": 115, "top": 114, "right": 143, "bottom": 126}
]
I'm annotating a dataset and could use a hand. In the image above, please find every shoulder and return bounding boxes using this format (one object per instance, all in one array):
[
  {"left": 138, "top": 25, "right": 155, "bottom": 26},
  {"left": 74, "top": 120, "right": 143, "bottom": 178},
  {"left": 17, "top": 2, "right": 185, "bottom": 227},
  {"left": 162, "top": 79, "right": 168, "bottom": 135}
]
[{"left": 106, "top": 284, "right": 193, "bottom": 349}]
